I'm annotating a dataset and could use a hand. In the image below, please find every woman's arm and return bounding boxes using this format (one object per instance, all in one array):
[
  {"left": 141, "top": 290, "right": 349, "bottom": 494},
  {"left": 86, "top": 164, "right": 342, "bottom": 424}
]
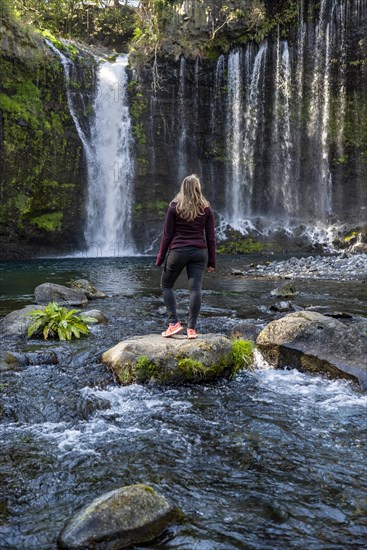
[{"left": 155, "top": 206, "right": 175, "bottom": 266}]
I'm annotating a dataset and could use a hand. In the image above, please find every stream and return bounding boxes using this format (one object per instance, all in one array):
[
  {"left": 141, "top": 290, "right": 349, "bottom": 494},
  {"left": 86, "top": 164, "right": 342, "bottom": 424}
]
[{"left": 0, "top": 255, "right": 366, "bottom": 549}]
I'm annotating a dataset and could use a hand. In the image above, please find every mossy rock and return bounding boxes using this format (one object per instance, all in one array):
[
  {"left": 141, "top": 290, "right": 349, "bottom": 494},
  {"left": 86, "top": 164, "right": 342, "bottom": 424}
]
[
  {"left": 58, "top": 484, "right": 181, "bottom": 549},
  {"left": 101, "top": 334, "right": 254, "bottom": 385}
]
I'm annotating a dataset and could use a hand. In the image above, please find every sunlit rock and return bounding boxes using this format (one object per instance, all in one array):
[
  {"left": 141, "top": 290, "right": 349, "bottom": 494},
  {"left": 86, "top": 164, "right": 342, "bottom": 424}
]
[
  {"left": 256, "top": 311, "right": 367, "bottom": 388},
  {"left": 101, "top": 333, "right": 253, "bottom": 385}
]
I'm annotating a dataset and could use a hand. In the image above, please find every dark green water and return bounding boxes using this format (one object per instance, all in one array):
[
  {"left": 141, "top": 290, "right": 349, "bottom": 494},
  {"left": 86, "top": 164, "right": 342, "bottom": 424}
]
[{"left": 0, "top": 256, "right": 366, "bottom": 549}]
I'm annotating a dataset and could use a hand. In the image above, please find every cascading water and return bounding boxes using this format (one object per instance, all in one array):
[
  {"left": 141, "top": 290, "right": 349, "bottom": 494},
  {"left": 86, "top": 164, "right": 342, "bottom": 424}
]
[
  {"left": 46, "top": 41, "right": 134, "bottom": 257},
  {"left": 270, "top": 35, "right": 294, "bottom": 216},
  {"left": 226, "top": 49, "right": 244, "bottom": 226},
  {"left": 177, "top": 56, "right": 188, "bottom": 182},
  {"left": 84, "top": 55, "right": 134, "bottom": 257},
  {"left": 223, "top": 41, "right": 269, "bottom": 232}
]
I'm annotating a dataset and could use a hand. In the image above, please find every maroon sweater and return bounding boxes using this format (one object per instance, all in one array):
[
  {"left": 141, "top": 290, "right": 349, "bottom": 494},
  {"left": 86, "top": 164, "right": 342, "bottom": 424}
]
[{"left": 155, "top": 204, "right": 216, "bottom": 268}]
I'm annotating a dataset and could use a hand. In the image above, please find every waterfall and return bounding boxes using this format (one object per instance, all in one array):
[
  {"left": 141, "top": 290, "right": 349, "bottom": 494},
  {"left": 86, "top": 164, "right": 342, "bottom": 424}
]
[
  {"left": 242, "top": 41, "right": 268, "bottom": 212},
  {"left": 46, "top": 40, "right": 134, "bottom": 256},
  {"left": 226, "top": 49, "right": 244, "bottom": 225},
  {"left": 45, "top": 39, "right": 91, "bottom": 157},
  {"left": 177, "top": 56, "right": 188, "bottom": 182},
  {"left": 84, "top": 55, "right": 134, "bottom": 257},
  {"left": 270, "top": 36, "right": 294, "bottom": 216}
]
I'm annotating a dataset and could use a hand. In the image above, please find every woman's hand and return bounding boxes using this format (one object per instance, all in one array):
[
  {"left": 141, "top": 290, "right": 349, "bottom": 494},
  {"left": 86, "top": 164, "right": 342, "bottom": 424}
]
[{"left": 207, "top": 267, "right": 215, "bottom": 272}]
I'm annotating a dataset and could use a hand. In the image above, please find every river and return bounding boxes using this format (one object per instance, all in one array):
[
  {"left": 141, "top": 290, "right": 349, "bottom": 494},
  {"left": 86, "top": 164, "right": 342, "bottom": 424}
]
[{"left": 0, "top": 255, "right": 366, "bottom": 549}]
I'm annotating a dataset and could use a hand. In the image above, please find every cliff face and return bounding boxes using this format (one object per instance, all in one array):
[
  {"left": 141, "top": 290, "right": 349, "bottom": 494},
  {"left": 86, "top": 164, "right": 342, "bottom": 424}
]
[
  {"left": 0, "top": 9, "right": 89, "bottom": 259},
  {"left": 129, "top": 0, "right": 367, "bottom": 251}
]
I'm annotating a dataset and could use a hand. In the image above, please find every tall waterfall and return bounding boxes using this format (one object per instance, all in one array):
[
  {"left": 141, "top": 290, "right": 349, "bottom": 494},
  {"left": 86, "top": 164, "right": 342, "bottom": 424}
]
[
  {"left": 47, "top": 42, "right": 134, "bottom": 256},
  {"left": 84, "top": 55, "right": 134, "bottom": 257}
]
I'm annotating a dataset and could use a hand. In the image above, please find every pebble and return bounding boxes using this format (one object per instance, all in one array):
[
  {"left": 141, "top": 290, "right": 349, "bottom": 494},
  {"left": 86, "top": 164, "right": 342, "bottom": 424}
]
[{"left": 246, "top": 253, "right": 367, "bottom": 280}]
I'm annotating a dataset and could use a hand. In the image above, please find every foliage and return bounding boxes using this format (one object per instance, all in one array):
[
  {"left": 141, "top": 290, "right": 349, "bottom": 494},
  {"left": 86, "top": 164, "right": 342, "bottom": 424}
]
[
  {"left": 8, "top": 0, "right": 136, "bottom": 48},
  {"left": 217, "top": 238, "right": 264, "bottom": 255},
  {"left": 231, "top": 339, "right": 255, "bottom": 373},
  {"left": 177, "top": 358, "right": 206, "bottom": 378},
  {"left": 30, "top": 212, "right": 63, "bottom": 232},
  {"left": 27, "top": 302, "right": 97, "bottom": 340}
]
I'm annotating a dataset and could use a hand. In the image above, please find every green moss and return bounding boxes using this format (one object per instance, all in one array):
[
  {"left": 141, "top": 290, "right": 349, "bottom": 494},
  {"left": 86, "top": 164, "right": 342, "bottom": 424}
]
[
  {"left": 133, "top": 355, "right": 159, "bottom": 382},
  {"left": 231, "top": 339, "right": 255, "bottom": 374},
  {"left": 177, "top": 358, "right": 206, "bottom": 379},
  {"left": 217, "top": 238, "right": 264, "bottom": 255},
  {"left": 30, "top": 212, "right": 63, "bottom": 231},
  {"left": 133, "top": 200, "right": 167, "bottom": 217}
]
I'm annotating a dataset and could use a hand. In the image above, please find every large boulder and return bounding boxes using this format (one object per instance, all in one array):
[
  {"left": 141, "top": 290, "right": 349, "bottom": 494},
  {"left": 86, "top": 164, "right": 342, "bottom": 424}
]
[
  {"left": 0, "top": 305, "right": 45, "bottom": 337},
  {"left": 57, "top": 484, "right": 181, "bottom": 549},
  {"left": 256, "top": 311, "right": 367, "bottom": 388},
  {"left": 35, "top": 283, "right": 88, "bottom": 306},
  {"left": 70, "top": 279, "right": 106, "bottom": 299},
  {"left": 101, "top": 334, "right": 252, "bottom": 385}
]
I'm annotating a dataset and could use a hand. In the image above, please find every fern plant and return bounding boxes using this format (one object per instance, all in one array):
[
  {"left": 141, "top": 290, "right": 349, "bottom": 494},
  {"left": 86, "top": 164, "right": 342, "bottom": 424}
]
[{"left": 27, "top": 301, "right": 97, "bottom": 340}]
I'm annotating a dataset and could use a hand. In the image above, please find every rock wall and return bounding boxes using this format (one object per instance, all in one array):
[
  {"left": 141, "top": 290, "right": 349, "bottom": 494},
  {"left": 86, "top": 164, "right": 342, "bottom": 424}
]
[
  {"left": 0, "top": 8, "right": 90, "bottom": 259},
  {"left": 129, "top": 0, "right": 367, "bottom": 251}
]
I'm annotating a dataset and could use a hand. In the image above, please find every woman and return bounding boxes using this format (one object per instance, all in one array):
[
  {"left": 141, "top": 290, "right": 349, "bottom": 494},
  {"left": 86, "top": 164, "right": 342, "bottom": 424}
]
[{"left": 155, "top": 174, "right": 216, "bottom": 339}]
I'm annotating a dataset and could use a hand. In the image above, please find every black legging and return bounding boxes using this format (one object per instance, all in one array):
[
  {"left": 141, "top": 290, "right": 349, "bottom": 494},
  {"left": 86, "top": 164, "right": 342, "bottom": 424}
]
[{"left": 160, "top": 246, "right": 207, "bottom": 329}]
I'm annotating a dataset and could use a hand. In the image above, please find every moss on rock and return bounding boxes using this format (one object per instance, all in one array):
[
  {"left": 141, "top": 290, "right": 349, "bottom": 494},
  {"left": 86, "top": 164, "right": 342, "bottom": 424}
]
[{"left": 101, "top": 334, "right": 255, "bottom": 385}]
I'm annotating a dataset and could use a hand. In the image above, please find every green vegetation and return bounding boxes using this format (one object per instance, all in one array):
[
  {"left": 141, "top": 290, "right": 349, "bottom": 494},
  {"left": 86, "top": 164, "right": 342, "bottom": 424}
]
[
  {"left": 134, "top": 355, "right": 160, "bottom": 381},
  {"left": 217, "top": 238, "right": 264, "bottom": 255},
  {"left": 8, "top": 0, "right": 136, "bottom": 49},
  {"left": 133, "top": 200, "right": 168, "bottom": 217},
  {"left": 231, "top": 339, "right": 255, "bottom": 374},
  {"left": 30, "top": 212, "right": 63, "bottom": 232},
  {"left": 27, "top": 302, "right": 97, "bottom": 340}
]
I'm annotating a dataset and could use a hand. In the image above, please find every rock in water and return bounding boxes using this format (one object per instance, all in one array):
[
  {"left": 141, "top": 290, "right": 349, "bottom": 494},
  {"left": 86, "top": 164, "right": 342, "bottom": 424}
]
[
  {"left": 270, "top": 283, "right": 298, "bottom": 298},
  {"left": 35, "top": 283, "right": 88, "bottom": 306},
  {"left": 101, "top": 333, "right": 244, "bottom": 385},
  {"left": 256, "top": 311, "right": 367, "bottom": 388},
  {"left": 57, "top": 484, "right": 181, "bottom": 549},
  {"left": 70, "top": 279, "right": 106, "bottom": 299}
]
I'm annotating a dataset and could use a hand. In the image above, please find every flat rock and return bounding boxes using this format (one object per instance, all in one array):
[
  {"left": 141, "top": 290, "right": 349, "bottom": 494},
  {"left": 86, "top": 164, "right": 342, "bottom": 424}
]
[
  {"left": 101, "top": 333, "right": 244, "bottom": 385},
  {"left": 35, "top": 283, "right": 88, "bottom": 306},
  {"left": 256, "top": 311, "right": 367, "bottom": 388},
  {"left": 58, "top": 484, "right": 181, "bottom": 549}
]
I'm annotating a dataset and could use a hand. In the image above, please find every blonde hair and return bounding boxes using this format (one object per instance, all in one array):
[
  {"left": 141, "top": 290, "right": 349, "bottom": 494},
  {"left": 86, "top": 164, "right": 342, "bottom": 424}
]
[{"left": 171, "top": 174, "right": 209, "bottom": 222}]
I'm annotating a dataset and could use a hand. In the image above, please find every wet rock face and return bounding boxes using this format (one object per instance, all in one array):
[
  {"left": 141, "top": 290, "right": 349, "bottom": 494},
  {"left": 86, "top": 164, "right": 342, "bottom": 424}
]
[
  {"left": 256, "top": 311, "right": 367, "bottom": 389},
  {"left": 57, "top": 484, "right": 181, "bottom": 549},
  {"left": 101, "top": 333, "right": 241, "bottom": 385}
]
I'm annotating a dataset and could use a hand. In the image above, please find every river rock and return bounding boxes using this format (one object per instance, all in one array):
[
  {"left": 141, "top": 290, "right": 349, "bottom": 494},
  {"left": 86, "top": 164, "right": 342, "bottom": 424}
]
[
  {"left": 83, "top": 309, "right": 108, "bottom": 324},
  {"left": 101, "top": 333, "right": 243, "bottom": 385},
  {"left": 57, "top": 484, "right": 181, "bottom": 549},
  {"left": 35, "top": 283, "right": 88, "bottom": 306},
  {"left": 0, "top": 350, "right": 58, "bottom": 371},
  {"left": 256, "top": 311, "right": 367, "bottom": 388},
  {"left": 0, "top": 305, "right": 45, "bottom": 337},
  {"left": 70, "top": 279, "right": 106, "bottom": 299},
  {"left": 270, "top": 283, "right": 298, "bottom": 298}
]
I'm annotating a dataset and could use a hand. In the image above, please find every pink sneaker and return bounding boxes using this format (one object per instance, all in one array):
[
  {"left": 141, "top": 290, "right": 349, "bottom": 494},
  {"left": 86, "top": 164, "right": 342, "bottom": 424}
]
[
  {"left": 187, "top": 328, "right": 197, "bottom": 339},
  {"left": 162, "top": 322, "right": 184, "bottom": 338}
]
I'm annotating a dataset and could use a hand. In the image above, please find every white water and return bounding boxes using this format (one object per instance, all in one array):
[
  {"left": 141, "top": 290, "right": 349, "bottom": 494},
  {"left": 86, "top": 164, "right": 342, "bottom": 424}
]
[
  {"left": 177, "top": 56, "right": 188, "bottom": 182},
  {"left": 84, "top": 55, "right": 135, "bottom": 257},
  {"left": 226, "top": 49, "right": 244, "bottom": 225},
  {"left": 271, "top": 36, "right": 294, "bottom": 216}
]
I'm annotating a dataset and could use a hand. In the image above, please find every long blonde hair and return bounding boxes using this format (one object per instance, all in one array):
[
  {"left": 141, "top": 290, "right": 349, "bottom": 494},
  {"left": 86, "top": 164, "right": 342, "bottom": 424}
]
[{"left": 171, "top": 174, "right": 209, "bottom": 222}]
